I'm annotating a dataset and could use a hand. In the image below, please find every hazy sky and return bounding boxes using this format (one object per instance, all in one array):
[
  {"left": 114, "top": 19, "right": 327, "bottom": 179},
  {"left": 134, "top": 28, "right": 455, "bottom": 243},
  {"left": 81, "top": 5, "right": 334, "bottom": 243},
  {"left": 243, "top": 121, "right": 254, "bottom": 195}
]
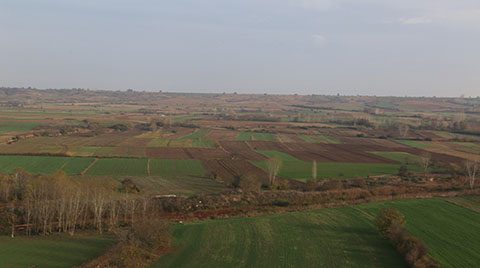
[{"left": 1, "top": 0, "right": 479, "bottom": 96}]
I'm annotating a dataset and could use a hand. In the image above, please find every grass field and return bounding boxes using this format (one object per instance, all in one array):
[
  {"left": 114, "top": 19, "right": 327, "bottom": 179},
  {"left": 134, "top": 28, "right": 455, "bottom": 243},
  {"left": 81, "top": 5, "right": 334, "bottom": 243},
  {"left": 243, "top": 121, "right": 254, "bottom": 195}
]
[
  {"left": 150, "top": 159, "right": 206, "bottom": 177},
  {"left": 0, "top": 155, "right": 95, "bottom": 175},
  {"left": 455, "top": 142, "right": 480, "bottom": 152},
  {"left": 238, "top": 132, "right": 277, "bottom": 141},
  {"left": 180, "top": 129, "right": 210, "bottom": 140},
  {"left": 86, "top": 158, "right": 148, "bottom": 176},
  {"left": 394, "top": 139, "right": 431, "bottom": 148},
  {"left": 253, "top": 153, "right": 403, "bottom": 181},
  {"left": 0, "top": 235, "right": 115, "bottom": 268},
  {"left": 358, "top": 198, "right": 480, "bottom": 268},
  {"left": 0, "top": 121, "right": 40, "bottom": 134},
  {"left": 152, "top": 206, "right": 405, "bottom": 268}
]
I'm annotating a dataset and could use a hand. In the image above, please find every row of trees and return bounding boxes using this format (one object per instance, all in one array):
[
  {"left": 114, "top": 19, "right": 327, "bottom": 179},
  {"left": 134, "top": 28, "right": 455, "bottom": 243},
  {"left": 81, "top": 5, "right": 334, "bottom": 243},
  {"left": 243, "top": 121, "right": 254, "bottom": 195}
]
[{"left": 0, "top": 169, "right": 152, "bottom": 238}]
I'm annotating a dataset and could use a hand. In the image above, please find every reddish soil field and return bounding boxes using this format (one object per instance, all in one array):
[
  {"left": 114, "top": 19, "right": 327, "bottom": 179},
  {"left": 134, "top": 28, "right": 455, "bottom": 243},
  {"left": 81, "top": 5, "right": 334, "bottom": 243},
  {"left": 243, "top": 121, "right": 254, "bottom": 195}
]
[
  {"left": 285, "top": 148, "right": 398, "bottom": 164},
  {"left": 219, "top": 141, "right": 267, "bottom": 161}
]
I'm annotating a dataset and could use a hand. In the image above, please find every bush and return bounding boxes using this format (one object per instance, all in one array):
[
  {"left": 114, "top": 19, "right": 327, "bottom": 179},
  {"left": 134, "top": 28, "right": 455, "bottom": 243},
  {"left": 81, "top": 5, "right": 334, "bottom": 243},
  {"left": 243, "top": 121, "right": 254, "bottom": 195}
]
[{"left": 374, "top": 208, "right": 405, "bottom": 236}]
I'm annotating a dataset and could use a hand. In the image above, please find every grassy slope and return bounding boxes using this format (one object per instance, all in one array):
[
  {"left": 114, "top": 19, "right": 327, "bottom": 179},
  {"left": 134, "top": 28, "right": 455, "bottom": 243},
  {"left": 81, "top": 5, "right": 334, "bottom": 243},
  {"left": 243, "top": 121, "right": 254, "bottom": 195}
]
[
  {"left": 0, "top": 155, "right": 94, "bottom": 175},
  {"left": 369, "top": 152, "right": 423, "bottom": 172},
  {"left": 358, "top": 198, "right": 480, "bottom": 268},
  {"left": 152, "top": 207, "right": 405, "bottom": 268},
  {"left": 394, "top": 139, "right": 431, "bottom": 149},
  {"left": 0, "top": 235, "right": 115, "bottom": 268}
]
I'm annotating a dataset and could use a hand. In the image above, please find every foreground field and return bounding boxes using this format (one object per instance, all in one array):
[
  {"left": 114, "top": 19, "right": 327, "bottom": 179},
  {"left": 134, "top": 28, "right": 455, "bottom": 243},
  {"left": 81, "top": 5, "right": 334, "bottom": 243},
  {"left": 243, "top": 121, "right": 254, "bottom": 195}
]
[
  {"left": 152, "top": 207, "right": 406, "bottom": 268},
  {"left": 358, "top": 198, "right": 480, "bottom": 268},
  {"left": 0, "top": 235, "right": 115, "bottom": 268}
]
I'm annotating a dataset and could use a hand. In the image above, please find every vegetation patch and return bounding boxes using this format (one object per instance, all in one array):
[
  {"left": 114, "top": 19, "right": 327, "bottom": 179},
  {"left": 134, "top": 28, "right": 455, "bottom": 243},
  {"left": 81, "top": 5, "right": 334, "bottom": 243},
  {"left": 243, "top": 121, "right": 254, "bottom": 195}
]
[
  {"left": 237, "top": 132, "right": 277, "bottom": 141},
  {"left": 0, "top": 155, "right": 95, "bottom": 175},
  {"left": 86, "top": 158, "right": 148, "bottom": 176},
  {"left": 150, "top": 159, "right": 207, "bottom": 177},
  {"left": 0, "top": 121, "right": 40, "bottom": 134},
  {"left": 394, "top": 139, "right": 431, "bottom": 148},
  {"left": 358, "top": 198, "right": 480, "bottom": 268},
  {"left": 0, "top": 235, "right": 116, "bottom": 268},
  {"left": 152, "top": 207, "right": 405, "bottom": 268}
]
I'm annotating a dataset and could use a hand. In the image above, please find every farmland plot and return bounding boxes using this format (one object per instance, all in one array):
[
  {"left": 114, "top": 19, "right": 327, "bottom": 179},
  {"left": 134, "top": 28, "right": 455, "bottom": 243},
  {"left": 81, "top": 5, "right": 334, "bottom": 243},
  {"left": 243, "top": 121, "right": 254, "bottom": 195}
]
[
  {"left": 0, "top": 235, "right": 115, "bottom": 268},
  {"left": 150, "top": 159, "right": 206, "bottom": 177},
  {"left": 86, "top": 158, "right": 148, "bottom": 176},
  {"left": 358, "top": 198, "right": 480, "bottom": 268},
  {"left": 152, "top": 207, "right": 405, "bottom": 268},
  {"left": 0, "top": 156, "right": 94, "bottom": 175}
]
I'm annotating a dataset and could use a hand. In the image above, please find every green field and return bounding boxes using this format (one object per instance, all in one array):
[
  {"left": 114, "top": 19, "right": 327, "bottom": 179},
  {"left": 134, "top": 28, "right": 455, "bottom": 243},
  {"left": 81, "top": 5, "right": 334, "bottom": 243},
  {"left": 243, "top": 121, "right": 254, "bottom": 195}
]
[
  {"left": 394, "top": 139, "right": 431, "bottom": 148},
  {"left": 358, "top": 198, "right": 480, "bottom": 268},
  {"left": 370, "top": 151, "right": 421, "bottom": 164},
  {"left": 455, "top": 142, "right": 480, "bottom": 152},
  {"left": 0, "top": 121, "right": 40, "bottom": 134},
  {"left": 150, "top": 159, "right": 207, "bottom": 177},
  {"left": 86, "top": 158, "right": 148, "bottom": 176},
  {"left": 237, "top": 132, "right": 277, "bottom": 141},
  {"left": 253, "top": 153, "right": 403, "bottom": 181},
  {"left": 0, "top": 235, "right": 115, "bottom": 268},
  {"left": 300, "top": 135, "right": 340, "bottom": 144},
  {"left": 0, "top": 156, "right": 95, "bottom": 175},
  {"left": 152, "top": 207, "right": 405, "bottom": 268}
]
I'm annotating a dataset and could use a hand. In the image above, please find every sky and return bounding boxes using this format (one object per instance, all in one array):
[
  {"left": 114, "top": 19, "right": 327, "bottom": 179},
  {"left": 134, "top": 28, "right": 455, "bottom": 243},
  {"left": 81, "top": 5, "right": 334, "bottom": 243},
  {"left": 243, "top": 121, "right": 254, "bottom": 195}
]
[{"left": 1, "top": 0, "right": 479, "bottom": 96}]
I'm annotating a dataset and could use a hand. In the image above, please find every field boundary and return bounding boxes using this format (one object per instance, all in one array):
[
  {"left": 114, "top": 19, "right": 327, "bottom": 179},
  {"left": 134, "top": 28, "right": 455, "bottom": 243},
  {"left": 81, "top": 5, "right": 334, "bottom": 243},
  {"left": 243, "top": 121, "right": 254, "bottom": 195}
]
[{"left": 81, "top": 158, "right": 99, "bottom": 175}]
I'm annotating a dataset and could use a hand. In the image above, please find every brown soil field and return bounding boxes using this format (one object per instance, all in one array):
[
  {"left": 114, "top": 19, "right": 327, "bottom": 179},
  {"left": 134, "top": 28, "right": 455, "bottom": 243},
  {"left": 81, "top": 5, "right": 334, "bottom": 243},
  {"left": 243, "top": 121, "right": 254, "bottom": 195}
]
[
  {"left": 219, "top": 141, "right": 267, "bottom": 161},
  {"left": 146, "top": 147, "right": 191, "bottom": 159},
  {"left": 117, "top": 137, "right": 152, "bottom": 147},
  {"left": 246, "top": 141, "right": 291, "bottom": 151},
  {"left": 285, "top": 147, "right": 398, "bottom": 164},
  {"left": 112, "top": 146, "right": 146, "bottom": 158},
  {"left": 184, "top": 148, "right": 231, "bottom": 159},
  {"left": 203, "top": 129, "right": 239, "bottom": 141},
  {"left": 202, "top": 159, "right": 270, "bottom": 184},
  {"left": 276, "top": 133, "right": 306, "bottom": 143}
]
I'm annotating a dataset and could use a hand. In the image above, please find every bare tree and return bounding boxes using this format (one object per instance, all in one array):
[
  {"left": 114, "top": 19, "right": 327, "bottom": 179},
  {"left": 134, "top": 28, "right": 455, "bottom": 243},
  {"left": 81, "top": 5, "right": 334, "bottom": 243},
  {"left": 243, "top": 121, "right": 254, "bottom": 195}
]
[
  {"left": 419, "top": 152, "right": 431, "bottom": 178},
  {"left": 266, "top": 156, "right": 282, "bottom": 186},
  {"left": 312, "top": 160, "right": 317, "bottom": 182},
  {"left": 398, "top": 124, "right": 409, "bottom": 138},
  {"left": 465, "top": 159, "right": 478, "bottom": 190}
]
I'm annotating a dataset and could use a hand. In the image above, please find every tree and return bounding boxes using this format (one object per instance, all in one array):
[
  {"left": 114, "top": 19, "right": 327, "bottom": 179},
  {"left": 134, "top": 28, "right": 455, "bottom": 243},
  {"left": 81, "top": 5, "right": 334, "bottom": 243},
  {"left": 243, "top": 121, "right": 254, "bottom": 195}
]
[
  {"left": 312, "top": 160, "right": 317, "bottom": 182},
  {"left": 266, "top": 156, "right": 282, "bottom": 186},
  {"left": 375, "top": 208, "right": 406, "bottom": 236},
  {"left": 465, "top": 159, "right": 478, "bottom": 190},
  {"left": 419, "top": 152, "right": 432, "bottom": 178}
]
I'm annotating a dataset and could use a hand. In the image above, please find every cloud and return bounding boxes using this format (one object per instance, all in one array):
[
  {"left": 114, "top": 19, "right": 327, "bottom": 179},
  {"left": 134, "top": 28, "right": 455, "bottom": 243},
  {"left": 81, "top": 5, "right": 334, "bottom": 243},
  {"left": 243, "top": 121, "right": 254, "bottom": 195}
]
[
  {"left": 312, "top": 34, "right": 327, "bottom": 46},
  {"left": 399, "top": 17, "right": 432, "bottom": 24},
  {"left": 300, "top": 0, "right": 333, "bottom": 11}
]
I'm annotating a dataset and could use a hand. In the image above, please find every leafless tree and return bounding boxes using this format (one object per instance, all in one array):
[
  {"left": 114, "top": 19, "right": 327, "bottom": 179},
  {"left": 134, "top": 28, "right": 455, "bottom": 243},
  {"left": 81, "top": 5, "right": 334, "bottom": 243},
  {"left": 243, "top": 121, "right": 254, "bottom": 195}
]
[
  {"left": 267, "top": 156, "right": 282, "bottom": 186},
  {"left": 398, "top": 124, "right": 409, "bottom": 138},
  {"left": 465, "top": 159, "right": 478, "bottom": 190},
  {"left": 419, "top": 152, "right": 431, "bottom": 178},
  {"left": 312, "top": 160, "right": 317, "bottom": 182}
]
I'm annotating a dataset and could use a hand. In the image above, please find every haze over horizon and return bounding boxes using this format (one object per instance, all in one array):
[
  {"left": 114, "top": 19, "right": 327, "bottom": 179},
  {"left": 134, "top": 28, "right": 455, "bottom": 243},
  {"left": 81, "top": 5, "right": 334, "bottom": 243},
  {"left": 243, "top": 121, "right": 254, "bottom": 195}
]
[{"left": 1, "top": 0, "right": 479, "bottom": 97}]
